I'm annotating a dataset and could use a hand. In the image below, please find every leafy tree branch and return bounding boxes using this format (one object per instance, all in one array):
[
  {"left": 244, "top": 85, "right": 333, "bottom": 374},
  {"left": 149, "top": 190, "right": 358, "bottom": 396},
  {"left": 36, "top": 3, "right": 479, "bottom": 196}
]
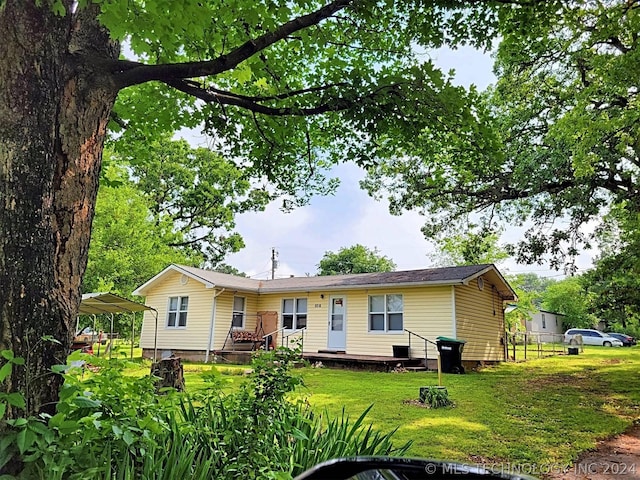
[{"left": 113, "top": 0, "right": 355, "bottom": 88}]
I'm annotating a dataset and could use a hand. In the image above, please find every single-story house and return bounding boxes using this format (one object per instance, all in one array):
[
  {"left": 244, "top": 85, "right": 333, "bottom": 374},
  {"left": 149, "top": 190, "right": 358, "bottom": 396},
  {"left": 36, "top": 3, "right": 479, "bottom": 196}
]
[
  {"left": 133, "top": 264, "right": 516, "bottom": 366},
  {"left": 522, "top": 310, "right": 565, "bottom": 343}
]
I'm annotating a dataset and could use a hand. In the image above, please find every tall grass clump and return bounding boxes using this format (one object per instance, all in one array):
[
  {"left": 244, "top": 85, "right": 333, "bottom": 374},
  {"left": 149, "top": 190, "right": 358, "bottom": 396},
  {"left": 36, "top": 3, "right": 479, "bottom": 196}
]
[
  {"left": 1, "top": 347, "right": 409, "bottom": 479},
  {"left": 287, "top": 405, "right": 411, "bottom": 476}
]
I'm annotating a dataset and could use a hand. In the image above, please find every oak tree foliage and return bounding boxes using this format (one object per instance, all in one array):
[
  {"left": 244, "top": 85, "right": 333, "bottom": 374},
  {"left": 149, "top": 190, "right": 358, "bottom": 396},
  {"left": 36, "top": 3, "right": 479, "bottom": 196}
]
[
  {"left": 212, "top": 263, "right": 248, "bottom": 277},
  {"left": 582, "top": 206, "right": 640, "bottom": 332},
  {"left": 503, "top": 273, "right": 557, "bottom": 331},
  {"left": 83, "top": 161, "right": 205, "bottom": 297},
  {"left": 84, "top": 137, "right": 267, "bottom": 295},
  {"left": 111, "top": 136, "right": 271, "bottom": 262},
  {"left": 429, "top": 228, "right": 510, "bottom": 267},
  {"left": 542, "top": 276, "right": 596, "bottom": 329},
  {"left": 363, "top": 0, "right": 640, "bottom": 271},
  {"left": 317, "top": 244, "right": 396, "bottom": 275}
]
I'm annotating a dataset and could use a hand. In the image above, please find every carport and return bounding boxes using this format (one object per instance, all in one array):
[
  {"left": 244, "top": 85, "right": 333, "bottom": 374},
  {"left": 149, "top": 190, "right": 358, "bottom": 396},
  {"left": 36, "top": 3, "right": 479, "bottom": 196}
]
[{"left": 78, "top": 292, "right": 157, "bottom": 359}]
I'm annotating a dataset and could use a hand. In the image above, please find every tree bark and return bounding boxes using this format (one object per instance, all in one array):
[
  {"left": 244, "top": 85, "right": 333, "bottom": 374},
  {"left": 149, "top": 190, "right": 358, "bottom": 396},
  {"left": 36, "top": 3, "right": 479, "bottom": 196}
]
[
  {"left": 0, "top": 0, "right": 361, "bottom": 419},
  {"left": 0, "top": 1, "right": 118, "bottom": 416}
]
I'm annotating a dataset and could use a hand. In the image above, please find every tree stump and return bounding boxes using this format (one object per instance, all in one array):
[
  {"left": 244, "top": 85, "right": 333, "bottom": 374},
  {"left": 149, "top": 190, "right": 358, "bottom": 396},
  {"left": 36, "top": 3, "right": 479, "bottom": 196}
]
[{"left": 150, "top": 357, "right": 185, "bottom": 392}]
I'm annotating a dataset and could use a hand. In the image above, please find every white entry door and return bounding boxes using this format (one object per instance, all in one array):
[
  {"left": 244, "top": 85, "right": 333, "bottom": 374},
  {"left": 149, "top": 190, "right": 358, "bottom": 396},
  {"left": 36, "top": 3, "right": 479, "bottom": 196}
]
[{"left": 327, "top": 296, "right": 346, "bottom": 350}]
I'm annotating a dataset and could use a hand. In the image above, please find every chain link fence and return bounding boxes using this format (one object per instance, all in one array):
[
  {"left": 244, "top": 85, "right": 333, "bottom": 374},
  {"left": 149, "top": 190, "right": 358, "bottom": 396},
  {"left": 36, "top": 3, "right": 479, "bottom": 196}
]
[{"left": 506, "top": 331, "right": 578, "bottom": 361}]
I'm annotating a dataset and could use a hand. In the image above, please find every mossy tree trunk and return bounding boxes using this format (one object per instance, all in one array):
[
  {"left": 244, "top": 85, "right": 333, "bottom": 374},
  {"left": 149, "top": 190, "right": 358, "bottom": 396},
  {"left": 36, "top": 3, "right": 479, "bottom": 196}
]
[{"left": 0, "top": 1, "right": 118, "bottom": 417}]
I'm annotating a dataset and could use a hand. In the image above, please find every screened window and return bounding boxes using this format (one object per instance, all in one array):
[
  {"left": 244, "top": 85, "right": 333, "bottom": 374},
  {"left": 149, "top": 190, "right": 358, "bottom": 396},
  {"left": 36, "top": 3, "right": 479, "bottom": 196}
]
[
  {"left": 167, "top": 296, "right": 189, "bottom": 328},
  {"left": 282, "top": 298, "right": 307, "bottom": 330},
  {"left": 369, "top": 294, "right": 403, "bottom": 332},
  {"left": 232, "top": 296, "right": 245, "bottom": 328}
]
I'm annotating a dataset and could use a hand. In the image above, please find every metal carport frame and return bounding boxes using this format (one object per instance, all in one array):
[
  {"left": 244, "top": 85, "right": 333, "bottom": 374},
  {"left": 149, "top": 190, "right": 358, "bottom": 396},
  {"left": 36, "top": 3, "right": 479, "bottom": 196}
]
[{"left": 78, "top": 292, "right": 157, "bottom": 360}]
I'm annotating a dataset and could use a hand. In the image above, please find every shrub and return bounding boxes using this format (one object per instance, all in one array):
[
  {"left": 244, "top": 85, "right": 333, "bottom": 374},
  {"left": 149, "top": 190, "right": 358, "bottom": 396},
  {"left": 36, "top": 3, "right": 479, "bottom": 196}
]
[
  {"left": 419, "top": 386, "right": 453, "bottom": 408},
  {"left": 2, "top": 346, "right": 410, "bottom": 479}
]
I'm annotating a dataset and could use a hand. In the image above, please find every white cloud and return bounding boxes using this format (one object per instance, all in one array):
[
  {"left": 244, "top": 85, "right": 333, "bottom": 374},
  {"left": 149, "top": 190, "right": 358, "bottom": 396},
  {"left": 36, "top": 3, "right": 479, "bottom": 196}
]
[
  {"left": 226, "top": 202, "right": 313, "bottom": 278},
  {"left": 226, "top": 163, "right": 433, "bottom": 278},
  {"left": 346, "top": 191, "right": 434, "bottom": 271},
  {"left": 420, "top": 45, "right": 497, "bottom": 90}
]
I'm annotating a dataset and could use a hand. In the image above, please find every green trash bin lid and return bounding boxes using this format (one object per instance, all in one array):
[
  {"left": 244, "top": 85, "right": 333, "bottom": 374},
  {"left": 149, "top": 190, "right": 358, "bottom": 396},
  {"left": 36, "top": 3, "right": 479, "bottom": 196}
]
[{"left": 436, "top": 336, "right": 466, "bottom": 344}]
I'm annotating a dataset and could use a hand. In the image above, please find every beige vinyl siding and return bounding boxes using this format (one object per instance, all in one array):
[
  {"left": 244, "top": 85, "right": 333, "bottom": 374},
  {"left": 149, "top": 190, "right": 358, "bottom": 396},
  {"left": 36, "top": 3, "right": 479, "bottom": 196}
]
[
  {"left": 210, "top": 291, "right": 260, "bottom": 350},
  {"left": 257, "top": 286, "right": 453, "bottom": 357},
  {"left": 139, "top": 272, "right": 261, "bottom": 352},
  {"left": 455, "top": 276, "right": 506, "bottom": 362},
  {"left": 344, "top": 286, "right": 453, "bottom": 357},
  {"left": 139, "top": 270, "right": 216, "bottom": 351},
  {"left": 257, "top": 293, "right": 325, "bottom": 352}
]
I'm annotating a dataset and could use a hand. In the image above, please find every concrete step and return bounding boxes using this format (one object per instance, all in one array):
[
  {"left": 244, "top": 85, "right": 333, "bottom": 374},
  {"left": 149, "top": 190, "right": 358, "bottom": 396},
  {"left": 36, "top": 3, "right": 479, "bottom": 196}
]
[{"left": 405, "top": 366, "right": 431, "bottom": 372}]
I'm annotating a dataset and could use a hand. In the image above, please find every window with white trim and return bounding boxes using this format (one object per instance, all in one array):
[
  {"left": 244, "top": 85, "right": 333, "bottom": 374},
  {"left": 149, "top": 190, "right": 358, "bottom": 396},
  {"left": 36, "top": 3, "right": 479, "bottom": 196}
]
[
  {"left": 167, "top": 296, "right": 189, "bottom": 328},
  {"left": 369, "top": 294, "right": 403, "bottom": 332},
  {"left": 282, "top": 298, "right": 307, "bottom": 330},
  {"left": 232, "top": 296, "right": 245, "bottom": 328}
]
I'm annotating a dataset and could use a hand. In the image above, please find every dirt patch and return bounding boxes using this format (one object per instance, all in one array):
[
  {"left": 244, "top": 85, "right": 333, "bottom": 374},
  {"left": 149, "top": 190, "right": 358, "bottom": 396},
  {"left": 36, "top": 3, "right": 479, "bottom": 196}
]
[
  {"left": 522, "top": 371, "right": 611, "bottom": 397},
  {"left": 402, "top": 399, "right": 431, "bottom": 408},
  {"left": 601, "top": 359, "right": 623, "bottom": 365},
  {"left": 544, "top": 423, "right": 640, "bottom": 480},
  {"left": 467, "top": 454, "right": 509, "bottom": 466},
  {"left": 527, "top": 374, "right": 575, "bottom": 390},
  {"left": 524, "top": 373, "right": 609, "bottom": 396}
]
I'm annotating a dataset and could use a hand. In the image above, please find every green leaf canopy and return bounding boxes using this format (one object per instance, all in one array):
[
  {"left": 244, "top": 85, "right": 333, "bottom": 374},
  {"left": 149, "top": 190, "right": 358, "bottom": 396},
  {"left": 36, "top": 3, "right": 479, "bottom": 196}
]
[{"left": 361, "top": 0, "right": 640, "bottom": 269}]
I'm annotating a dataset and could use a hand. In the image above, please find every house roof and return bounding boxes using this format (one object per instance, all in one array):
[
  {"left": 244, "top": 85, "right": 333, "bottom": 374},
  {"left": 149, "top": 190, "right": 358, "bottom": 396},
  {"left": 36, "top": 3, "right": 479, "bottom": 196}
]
[
  {"left": 177, "top": 265, "right": 264, "bottom": 291},
  {"left": 537, "top": 309, "right": 566, "bottom": 316},
  {"left": 505, "top": 305, "right": 567, "bottom": 317},
  {"left": 132, "top": 264, "right": 260, "bottom": 296},
  {"left": 133, "top": 264, "right": 516, "bottom": 300}
]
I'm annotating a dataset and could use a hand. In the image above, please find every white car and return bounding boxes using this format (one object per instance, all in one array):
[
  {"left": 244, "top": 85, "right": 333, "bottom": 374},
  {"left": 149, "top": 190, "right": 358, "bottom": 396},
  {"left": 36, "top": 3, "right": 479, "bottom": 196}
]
[{"left": 564, "top": 328, "right": 623, "bottom": 347}]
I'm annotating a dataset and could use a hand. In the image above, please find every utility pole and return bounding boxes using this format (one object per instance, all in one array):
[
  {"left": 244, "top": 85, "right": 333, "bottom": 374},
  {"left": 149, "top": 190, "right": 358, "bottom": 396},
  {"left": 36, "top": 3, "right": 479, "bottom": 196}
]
[{"left": 271, "top": 247, "right": 278, "bottom": 280}]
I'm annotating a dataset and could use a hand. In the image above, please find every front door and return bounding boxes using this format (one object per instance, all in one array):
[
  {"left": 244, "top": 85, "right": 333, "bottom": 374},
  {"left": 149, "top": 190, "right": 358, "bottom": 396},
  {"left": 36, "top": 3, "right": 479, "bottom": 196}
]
[{"left": 327, "top": 296, "right": 346, "bottom": 350}]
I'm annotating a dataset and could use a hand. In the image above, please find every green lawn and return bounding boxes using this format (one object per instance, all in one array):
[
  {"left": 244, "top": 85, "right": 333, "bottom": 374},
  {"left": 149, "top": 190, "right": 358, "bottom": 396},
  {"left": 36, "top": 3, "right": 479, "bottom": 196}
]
[
  {"left": 299, "top": 350, "right": 638, "bottom": 466},
  {"left": 124, "top": 346, "right": 640, "bottom": 467}
]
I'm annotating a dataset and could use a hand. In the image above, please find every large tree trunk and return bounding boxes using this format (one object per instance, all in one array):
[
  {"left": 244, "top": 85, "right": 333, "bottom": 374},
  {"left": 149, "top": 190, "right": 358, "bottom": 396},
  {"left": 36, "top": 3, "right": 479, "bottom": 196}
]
[{"left": 0, "top": 1, "right": 118, "bottom": 416}]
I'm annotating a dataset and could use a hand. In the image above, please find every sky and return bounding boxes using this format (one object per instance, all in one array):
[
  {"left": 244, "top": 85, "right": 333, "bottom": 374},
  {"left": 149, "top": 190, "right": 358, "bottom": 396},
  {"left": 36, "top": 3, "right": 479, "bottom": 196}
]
[{"left": 192, "top": 46, "right": 596, "bottom": 280}]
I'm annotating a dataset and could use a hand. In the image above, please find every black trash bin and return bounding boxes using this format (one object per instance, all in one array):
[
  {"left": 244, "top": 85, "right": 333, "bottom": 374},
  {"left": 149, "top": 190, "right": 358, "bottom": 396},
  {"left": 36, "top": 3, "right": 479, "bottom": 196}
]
[{"left": 436, "top": 336, "right": 466, "bottom": 374}]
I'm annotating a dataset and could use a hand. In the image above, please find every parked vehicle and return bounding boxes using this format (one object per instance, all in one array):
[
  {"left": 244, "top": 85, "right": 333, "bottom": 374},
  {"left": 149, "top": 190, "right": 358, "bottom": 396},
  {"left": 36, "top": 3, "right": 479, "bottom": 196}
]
[
  {"left": 564, "top": 328, "right": 623, "bottom": 347},
  {"left": 296, "top": 457, "right": 540, "bottom": 480},
  {"left": 74, "top": 327, "right": 114, "bottom": 344},
  {"left": 606, "top": 333, "right": 636, "bottom": 347},
  {"left": 74, "top": 327, "right": 101, "bottom": 344}
]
